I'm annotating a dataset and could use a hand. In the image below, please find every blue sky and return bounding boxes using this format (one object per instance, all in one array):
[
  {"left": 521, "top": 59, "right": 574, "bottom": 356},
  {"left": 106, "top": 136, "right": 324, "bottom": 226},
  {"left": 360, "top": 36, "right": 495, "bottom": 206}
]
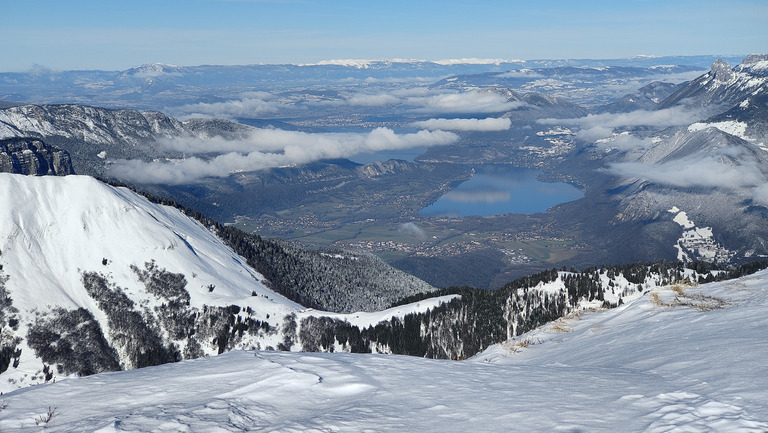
[{"left": 2, "top": 0, "right": 766, "bottom": 71}]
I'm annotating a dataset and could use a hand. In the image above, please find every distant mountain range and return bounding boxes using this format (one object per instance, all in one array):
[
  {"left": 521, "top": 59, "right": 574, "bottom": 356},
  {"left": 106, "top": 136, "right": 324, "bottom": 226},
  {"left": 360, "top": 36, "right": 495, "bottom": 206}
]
[{"left": 0, "top": 55, "right": 740, "bottom": 111}]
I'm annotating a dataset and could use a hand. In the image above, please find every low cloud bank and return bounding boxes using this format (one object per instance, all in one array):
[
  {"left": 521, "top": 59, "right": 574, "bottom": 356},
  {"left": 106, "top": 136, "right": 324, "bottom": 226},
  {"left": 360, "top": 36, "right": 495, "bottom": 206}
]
[
  {"left": 751, "top": 184, "right": 768, "bottom": 206},
  {"left": 171, "top": 92, "right": 279, "bottom": 119},
  {"left": 346, "top": 93, "right": 401, "bottom": 107},
  {"left": 604, "top": 152, "right": 764, "bottom": 191},
  {"left": 411, "top": 117, "right": 511, "bottom": 131},
  {"left": 343, "top": 89, "right": 524, "bottom": 113},
  {"left": 540, "top": 106, "right": 711, "bottom": 153},
  {"left": 540, "top": 106, "right": 705, "bottom": 131},
  {"left": 172, "top": 88, "right": 523, "bottom": 119},
  {"left": 407, "top": 91, "right": 524, "bottom": 113},
  {"left": 109, "top": 127, "right": 458, "bottom": 184},
  {"left": 589, "top": 131, "right": 656, "bottom": 152}
]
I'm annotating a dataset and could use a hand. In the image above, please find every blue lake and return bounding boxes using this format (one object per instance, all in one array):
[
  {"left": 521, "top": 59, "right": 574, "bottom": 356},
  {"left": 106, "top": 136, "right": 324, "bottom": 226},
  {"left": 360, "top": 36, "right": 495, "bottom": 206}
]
[{"left": 419, "top": 166, "right": 583, "bottom": 217}]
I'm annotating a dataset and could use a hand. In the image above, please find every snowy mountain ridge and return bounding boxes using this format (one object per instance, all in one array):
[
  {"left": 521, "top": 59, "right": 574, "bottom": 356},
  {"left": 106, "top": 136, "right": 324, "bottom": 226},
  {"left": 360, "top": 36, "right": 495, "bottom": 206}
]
[
  {"left": 0, "top": 104, "right": 188, "bottom": 146},
  {"left": 0, "top": 104, "right": 257, "bottom": 178},
  {"left": 657, "top": 57, "right": 768, "bottom": 110}
]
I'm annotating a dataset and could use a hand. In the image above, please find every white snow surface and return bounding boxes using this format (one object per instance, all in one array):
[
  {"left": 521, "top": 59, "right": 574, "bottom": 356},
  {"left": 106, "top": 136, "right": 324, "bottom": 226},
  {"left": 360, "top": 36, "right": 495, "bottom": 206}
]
[
  {"left": 301, "top": 294, "right": 459, "bottom": 330},
  {"left": 0, "top": 174, "right": 298, "bottom": 312},
  {"left": 667, "top": 206, "right": 733, "bottom": 263},
  {"left": 688, "top": 121, "right": 750, "bottom": 141},
  {"left": 3, "top": 270, "right": 768, "bottom": 431}
]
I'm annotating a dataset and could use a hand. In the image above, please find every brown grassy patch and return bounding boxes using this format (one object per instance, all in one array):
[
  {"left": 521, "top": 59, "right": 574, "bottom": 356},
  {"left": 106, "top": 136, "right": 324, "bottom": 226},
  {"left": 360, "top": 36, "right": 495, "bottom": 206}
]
[
  {"left": 549, "top": 321, "right": 572, "bottom": 333},
  {"left": 649, "top": 287, "right": 728, "bottom": 311},
  {"left": 670, "top": 284, "right": 686, "bottom": 296},
  {"left": 650, "top": 292, "right": 663, "bottom": 306}
]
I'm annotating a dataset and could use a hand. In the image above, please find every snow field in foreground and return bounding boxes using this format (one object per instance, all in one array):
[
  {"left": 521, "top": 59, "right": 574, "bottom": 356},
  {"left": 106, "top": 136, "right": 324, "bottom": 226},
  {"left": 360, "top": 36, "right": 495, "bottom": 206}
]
[{"left": 2, "top": 270, "right": 768, "bottom": 432}]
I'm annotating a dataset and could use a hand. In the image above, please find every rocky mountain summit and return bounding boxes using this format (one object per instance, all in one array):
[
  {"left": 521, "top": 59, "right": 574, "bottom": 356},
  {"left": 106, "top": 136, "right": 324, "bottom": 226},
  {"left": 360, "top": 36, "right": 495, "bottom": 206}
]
[{"left": 658, "top": 55, "right": 768, "bottom": 110}]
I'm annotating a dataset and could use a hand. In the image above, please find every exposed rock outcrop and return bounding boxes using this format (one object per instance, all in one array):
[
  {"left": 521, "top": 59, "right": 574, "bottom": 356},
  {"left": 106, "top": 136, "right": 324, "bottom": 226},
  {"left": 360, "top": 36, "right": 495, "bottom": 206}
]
[
  {"left": 710, "top": 59, "right": 734, "bottom": 83},
  {"left": 742, "top": 54, "right": 768, "bottom": 65},
  {"left": 0, "top": 137, "right": 74, "bottom": 175}
]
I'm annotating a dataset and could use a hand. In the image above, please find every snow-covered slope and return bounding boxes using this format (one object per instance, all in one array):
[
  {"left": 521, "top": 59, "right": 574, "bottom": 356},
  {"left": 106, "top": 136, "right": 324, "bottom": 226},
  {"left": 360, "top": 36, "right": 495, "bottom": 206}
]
[
  {"left": 0, "top": 173, "right": 291, "bottom": 310},
  {"left": 0, "top": 173, "right": 453, "bottom": 392},
  {"left": 0, "top": 173, "right": 304, "bottom": 389},
  {"left": 2, "top": 269, "right": 767, "bottom": 431}
]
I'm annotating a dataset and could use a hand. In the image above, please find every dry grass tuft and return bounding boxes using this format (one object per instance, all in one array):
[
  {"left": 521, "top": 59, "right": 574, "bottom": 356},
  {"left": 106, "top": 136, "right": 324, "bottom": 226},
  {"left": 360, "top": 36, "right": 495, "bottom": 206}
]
[
  {"left": 649, "top": 286, "right": 728, "bottom": 311},
  {"left": 670, "top": 284, "right": 686, "bottom": 296},
  {"left": 650, "top": 292, "right": 663, "bottom": 306},
  {"left": 506, "top": 338, "right": 540, "bottom": 353},
  {"left": 549, "top": 321, "right": 572, "bottom": 333}
]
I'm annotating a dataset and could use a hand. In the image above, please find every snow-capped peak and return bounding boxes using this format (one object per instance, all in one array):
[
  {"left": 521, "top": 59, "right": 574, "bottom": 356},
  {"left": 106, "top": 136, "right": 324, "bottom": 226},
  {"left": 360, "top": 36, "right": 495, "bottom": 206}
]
[
  {"left": 120, "top": 63, "right": 183, "bottom": 78},
  {"left": 298, "top": 58, "right": 526, "bottom": 68},
  {"left": 298, "top": 59, "right": 426, "bottom": 68},
  {"left": 432, "top": 58, "right": 525, "bottom": 66}
]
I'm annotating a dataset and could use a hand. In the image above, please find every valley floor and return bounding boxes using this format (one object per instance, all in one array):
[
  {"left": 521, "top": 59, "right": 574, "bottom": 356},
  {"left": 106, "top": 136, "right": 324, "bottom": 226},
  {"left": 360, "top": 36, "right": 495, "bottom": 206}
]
[{"left": 3, "top": 270, "right": 768, "bottom": 432}]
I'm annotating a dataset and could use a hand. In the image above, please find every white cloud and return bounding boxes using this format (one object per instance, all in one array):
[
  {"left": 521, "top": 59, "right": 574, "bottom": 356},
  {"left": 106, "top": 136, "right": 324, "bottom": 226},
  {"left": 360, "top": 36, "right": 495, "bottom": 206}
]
[
  {"left": 346, "top": 93, "right": 400, "bottom": 106},
  {"left": 575, "top": 126, "right": 615, "bottom": 142},
  {"left": 411, "top": 117, "right": 511, "bottom": 132},
  {"left": 398, "top": 222, "right": 426, "bottom": 240},
  {"left": 110, "top": 127, "right": 459, "bottom": 184},
  {"left": 540, "top": 106, "right": 710, "bottom": 144},
  {"left": 604, "top": 156, "right": 764, "bottom": 190},
  {"left": 591, "top": 131, "right": 655, "bottom": 152},
  {"left": 751, "top": 184, "right": 768, "bottom": 206},
  {"left": 540, "top": 106, "right": 706, "bottom": 130},
  {"left": 407, "top": 91, "right": 525, "bottom": 113},
  {"left": 338, "top": 88, "right": 524, "bottom": 114},
  {"left": 607, "top": 133, "right": 654, "bottom": 151},
  {"left": 171, "top": 92, "right": 279, "bottom": 119}
]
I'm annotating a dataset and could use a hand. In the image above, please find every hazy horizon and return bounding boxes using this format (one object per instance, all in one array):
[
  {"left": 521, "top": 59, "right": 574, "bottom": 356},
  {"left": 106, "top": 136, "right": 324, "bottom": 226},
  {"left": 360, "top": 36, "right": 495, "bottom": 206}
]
[{"left": 2, "top": 0, "right": 766, "bottom": 72}]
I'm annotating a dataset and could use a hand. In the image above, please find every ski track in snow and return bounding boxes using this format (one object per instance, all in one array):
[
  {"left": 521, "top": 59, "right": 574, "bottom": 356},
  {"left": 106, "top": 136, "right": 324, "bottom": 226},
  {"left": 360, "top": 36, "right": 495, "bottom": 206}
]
[{"left": 3, "top": 271, "right": 768, "bottom": 431}]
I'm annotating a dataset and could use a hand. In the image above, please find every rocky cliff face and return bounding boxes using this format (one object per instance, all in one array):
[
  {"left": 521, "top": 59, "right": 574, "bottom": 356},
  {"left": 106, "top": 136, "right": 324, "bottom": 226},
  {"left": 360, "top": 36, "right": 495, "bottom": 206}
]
[{"left": 0, "top": 138, "right": 74, "bottom": 175}]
